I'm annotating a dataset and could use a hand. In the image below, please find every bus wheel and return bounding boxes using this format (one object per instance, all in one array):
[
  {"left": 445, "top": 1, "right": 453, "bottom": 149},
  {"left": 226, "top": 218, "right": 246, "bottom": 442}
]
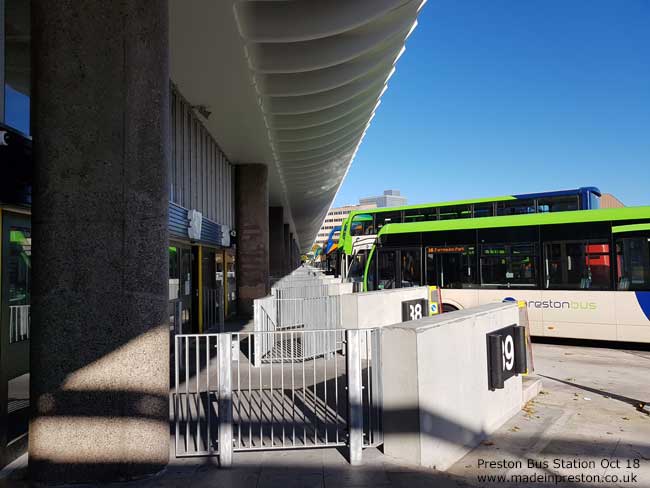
[{"left": 442, "top": 303, "right": 459, "bottom": 313}]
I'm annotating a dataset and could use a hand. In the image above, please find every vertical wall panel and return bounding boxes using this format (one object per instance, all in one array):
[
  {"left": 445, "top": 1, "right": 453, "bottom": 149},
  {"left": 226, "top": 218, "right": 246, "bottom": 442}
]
[
  {"left": 170, "top": 86, "right": 235, "bottom": 229},
  {"left": 184, "top": 108, "right": 191, "bottom": 209}
]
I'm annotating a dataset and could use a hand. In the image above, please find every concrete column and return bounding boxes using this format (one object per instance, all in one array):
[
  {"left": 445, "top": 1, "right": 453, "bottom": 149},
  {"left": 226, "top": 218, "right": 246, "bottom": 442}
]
[
  {"left": 289, "top": 233, "right": 296, "bottom": 269},
  {"left": 31, "top": 1, "right": 170, "bottom": 483},
  {"left": 235, "top": 164, "right": 269, "bottom": 316},
  {"left": 283, "top": 224, "right": 291, "bottom": 274},
  {"left": 292, "top": 237, "right": 300, "bottom": 268},
  {"left": 269, "top": 206, "right": 285, "bottom": 280}
]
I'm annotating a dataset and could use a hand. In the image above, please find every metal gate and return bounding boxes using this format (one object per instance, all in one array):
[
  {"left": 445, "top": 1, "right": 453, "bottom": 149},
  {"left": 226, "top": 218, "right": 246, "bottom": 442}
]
[{"left": 172, "top": 328, "right": 382, "bottom": 464}]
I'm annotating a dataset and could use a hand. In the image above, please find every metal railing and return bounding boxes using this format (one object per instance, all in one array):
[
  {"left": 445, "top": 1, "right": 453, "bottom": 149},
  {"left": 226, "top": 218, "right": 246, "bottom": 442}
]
[
  {"left": 173, "top": 334, "right": 231, "bottom": 458},
  {"left": 171, "top": 328, "right": 381, "bottom": 466},
  {"left": 253, "top": 295, "right": 341, "bottom": 365},
  {"left": 232, "top": 329, "right": 347, "bottom": 451},
  {"left": 9, "top": 305, "right": 30, "bottom": 344},
  {"left": 203, "top": 287, "right": 224, "bottom": 332}
]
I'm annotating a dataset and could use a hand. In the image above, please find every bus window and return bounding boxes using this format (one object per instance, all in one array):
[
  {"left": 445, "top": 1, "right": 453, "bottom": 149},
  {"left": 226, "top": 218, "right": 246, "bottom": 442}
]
[
  {"left": 543, "top": 240, "right": 611, "bottom": 290},
  {"left": 473, "top": 203, "right": 494, "bottom": 218},
  {"left": 400, "top": 249, "right": 421, "bottom": 287},
  {"left": 348, "top": 251, "right": 367, "bottom": 282},
  {"left": 439, "top": 205, "right": 472, "bottom": 220},
  {"left": 404, "top": 207, "right": 436, "bottom": 222},
  {"left": 426, "top": 246, "right": 476, "bottom": 289},
  {"left": 537, "top": 196, "right": 579, "bottom": 213},
  {"left": 480, "top": 243, "right": 538, "bottom": 288},
  {"left": 496, "top": 199, "right": 536, "bottom": 216},
  {"left": 616, "top": 237, "right": 650, "bottom": 291},
  {"left": 377, "top": 250, "right": 397, "bottom": 289},
  {"left": 376, "top": 211, "right": 402, "bottom": 232}
]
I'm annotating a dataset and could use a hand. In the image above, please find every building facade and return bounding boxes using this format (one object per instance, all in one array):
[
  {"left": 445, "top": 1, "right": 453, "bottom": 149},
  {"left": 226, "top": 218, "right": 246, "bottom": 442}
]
[
  {"left": 359, "top": 189, "right": 408, "bottom": 208},
  {"left": 600, "top": 193, "right": 625, "bottom": 208},
  {"left": 315, "top": 204, "right": 376, "bottom": 248}
]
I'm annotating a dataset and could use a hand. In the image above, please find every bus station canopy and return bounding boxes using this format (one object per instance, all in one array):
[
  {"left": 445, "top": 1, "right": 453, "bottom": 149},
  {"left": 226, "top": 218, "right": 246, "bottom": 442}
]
[{"left": 169, "top": 0, "right": 426, "bottom": 252}]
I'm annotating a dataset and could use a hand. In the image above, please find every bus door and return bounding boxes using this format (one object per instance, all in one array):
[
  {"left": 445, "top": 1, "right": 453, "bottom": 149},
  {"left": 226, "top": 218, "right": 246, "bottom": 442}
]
[
  {"left": 426, "top": 245, "right": 475, "bottom": 289},
  {"left": 374, "top": 247, "right": 422, "bottom": 289}
]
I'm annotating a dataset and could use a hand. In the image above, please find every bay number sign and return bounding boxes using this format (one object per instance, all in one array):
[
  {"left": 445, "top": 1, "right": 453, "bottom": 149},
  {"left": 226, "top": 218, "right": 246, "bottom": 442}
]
[{"left": 486, "top": 325, "right": 527, "bottom": 391}]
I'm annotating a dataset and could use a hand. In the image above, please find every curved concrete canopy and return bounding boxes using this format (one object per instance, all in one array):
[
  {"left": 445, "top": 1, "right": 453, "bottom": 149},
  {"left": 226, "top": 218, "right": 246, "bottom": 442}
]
[{"left": 170, "top": 0, "right": 425, "bottom": 252}]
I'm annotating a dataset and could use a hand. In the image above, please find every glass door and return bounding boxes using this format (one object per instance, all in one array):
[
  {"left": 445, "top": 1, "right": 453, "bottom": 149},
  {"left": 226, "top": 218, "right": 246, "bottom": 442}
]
[
  {"left": 1, "top": 211, "right": 31, "bottom": 466},
  {"left": 425, "top": 246, "right": 476, "bottom": 289}
]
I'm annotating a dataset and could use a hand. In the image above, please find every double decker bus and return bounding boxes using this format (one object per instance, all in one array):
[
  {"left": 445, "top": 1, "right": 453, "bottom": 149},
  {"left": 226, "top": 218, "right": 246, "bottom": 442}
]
[
  {"left": 339, "top": 187, "right": 602, "bottom": 282},
  {"left": 360, "top": 206, "right": 650, "bottom": 343}
]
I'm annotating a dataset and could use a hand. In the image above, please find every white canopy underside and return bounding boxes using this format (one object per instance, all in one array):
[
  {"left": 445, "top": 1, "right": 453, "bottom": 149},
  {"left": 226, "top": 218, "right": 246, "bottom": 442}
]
[{"left": 170, "top": 0, "right": 425, "bottom": 252}]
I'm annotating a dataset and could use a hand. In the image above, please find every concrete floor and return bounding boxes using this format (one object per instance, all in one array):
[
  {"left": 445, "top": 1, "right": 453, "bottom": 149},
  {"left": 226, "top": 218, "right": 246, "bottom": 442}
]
[
  {"left": 2, "top": 342, "right": 649, "bottom": 487},
  {"left": 447, "top": 342, "right": 650, "bottom": 487}
]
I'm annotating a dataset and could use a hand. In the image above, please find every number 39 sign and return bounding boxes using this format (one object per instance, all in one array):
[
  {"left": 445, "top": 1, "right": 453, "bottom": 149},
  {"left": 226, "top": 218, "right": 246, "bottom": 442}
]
[{"left": 487, "top": 325, "right": 527, "bottom": 391}]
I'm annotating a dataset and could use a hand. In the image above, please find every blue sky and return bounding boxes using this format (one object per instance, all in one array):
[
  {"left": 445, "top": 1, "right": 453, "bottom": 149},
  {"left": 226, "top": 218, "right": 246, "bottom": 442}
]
[{"left": 334, "top": 0, "right": 650, "bottom": 207}]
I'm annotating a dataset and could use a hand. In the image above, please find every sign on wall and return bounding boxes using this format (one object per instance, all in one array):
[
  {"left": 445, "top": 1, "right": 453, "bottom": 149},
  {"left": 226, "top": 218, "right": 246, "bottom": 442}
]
[
  {"left": 486, "top": 325, "right": 527, "bottom": 391},
  {"left": 187, "top": 209, "right": 203, "bottom": 241},
  {"left": 428, "top": 286, "right": 442, "bottom": 316},
  {"left": 402, "top": 298, "right": 428, "bottom": 322}
]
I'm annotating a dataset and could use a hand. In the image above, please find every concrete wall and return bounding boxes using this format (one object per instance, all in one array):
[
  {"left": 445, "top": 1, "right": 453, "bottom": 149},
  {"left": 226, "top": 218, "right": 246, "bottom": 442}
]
[
  {"left": 327, "top": 282, "right": 353, "bottom": 296},
  {"left": 381, "top": 303, "right": 522, "bottom": 471},
  {"left": 341, "top": 287, "right": 428, "bottom": 329}
]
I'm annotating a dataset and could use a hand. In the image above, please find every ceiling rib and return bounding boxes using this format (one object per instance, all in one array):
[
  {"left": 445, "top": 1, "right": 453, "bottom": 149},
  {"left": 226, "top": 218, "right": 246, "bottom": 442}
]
[{"left": 234, "top": 0, "right": 426, "bottom": 251}]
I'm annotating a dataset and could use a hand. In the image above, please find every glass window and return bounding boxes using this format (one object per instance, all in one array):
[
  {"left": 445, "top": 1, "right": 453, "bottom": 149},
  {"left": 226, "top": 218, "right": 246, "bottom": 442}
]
[
  {"left": 537, "top": 196, "right": 579, "bottom": 213},
  {"left": 480, "top": 243, "right": 538, "bottom": 288},
  {"left": 616, "top": 237, "right": 650, "bottom": 291},
  {"left": 426, "top": 245, "right": 476, "bottom": 289},
  {"left": 439, "top": 205, "right": 472, "bottom": 220},
  {"left": 543, "top": 240, "right": 611, "bottom": 290},
  {"left": 496, "top": 199, "right": 536, "bottom": 216},
  {"left": 404, "top": 207, "right": 437, "bottom": 222},
  {"left": 376, "top": 211, "right": 402, "bottom": 232},
  {"left": 169, "top": 247, "right": 180, "bottom": 300},
  {"left": 400, "top": 249, "right": 421, "bottom": 288},
  {"left": 348, "top": 250, "right": 367, "bottom": 282},
  {"left": 377, "top": 250, "right": 397, "bottom": 290},
  {"left": 589, "top": 192, "right": 601, "bottom": 210},
  {"left": 473, "top": 203, "right": 494, "bottom": 218},
  {"left": 4, "top": 0, "right": 31, "bottom": 134},
  {"left": 8, "top": 227, "right": 31, "bottom": 343},
  {"left": 350, "top": 214, "right": 375, "bottom": 236}
]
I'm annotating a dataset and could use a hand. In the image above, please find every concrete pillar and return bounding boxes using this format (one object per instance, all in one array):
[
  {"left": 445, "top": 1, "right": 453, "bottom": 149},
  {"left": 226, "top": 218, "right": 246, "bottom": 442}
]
[
  {"left": 289, "top": 233, "right": 296, "bottom": 269},
  {"left": 292, "top": 237, "right": 300, "bottom": 268},
  {"left": 283, "top": 224, "right": 291, "bottom": 274},
  {"left": 269, "top": 206, "right": 285, "bottom": 280},
  {"left": 235, "top": 164, "right": 269, "bottom": 316},
  {"left": 30, "top": 1, "right": 170, "bottom": 483}
]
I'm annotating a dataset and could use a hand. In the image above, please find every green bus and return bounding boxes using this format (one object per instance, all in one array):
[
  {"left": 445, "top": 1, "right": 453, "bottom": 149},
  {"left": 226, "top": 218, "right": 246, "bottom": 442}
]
[
  {"left": 339, "top": 187, "right": 602, "bottom": 282},
  {"left": 361, "top": 206, "right": 650, "bottom": 342}
]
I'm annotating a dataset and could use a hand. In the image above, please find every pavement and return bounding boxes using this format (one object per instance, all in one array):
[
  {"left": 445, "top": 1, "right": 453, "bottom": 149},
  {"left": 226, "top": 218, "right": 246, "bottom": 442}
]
[
  {"left": 447, "top": 342, "right": 650, "bottom": 487},
  {"left": 2, "top": 342, "right": 650, "bottom": 487}
]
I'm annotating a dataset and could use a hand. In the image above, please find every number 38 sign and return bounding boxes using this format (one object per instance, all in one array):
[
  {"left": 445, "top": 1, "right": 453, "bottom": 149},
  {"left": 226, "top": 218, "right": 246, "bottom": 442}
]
[
  {"left": 401, "top": 299, "right": 427, "bottom": 322},
  {"left": 487, "top": 325, "right": 527, "bottom": 391}
]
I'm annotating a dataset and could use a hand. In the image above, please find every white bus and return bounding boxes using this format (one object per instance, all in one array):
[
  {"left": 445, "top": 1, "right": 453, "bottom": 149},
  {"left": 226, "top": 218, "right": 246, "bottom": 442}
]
[{"left": 362, "top": 207, "right": 650, "bottom": 343}]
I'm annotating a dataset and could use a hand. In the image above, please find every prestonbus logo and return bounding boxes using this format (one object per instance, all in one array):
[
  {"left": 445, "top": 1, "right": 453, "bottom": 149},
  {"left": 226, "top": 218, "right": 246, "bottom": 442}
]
[{"left": 503, "top": 297, "right": 597, "bottom": 311}]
